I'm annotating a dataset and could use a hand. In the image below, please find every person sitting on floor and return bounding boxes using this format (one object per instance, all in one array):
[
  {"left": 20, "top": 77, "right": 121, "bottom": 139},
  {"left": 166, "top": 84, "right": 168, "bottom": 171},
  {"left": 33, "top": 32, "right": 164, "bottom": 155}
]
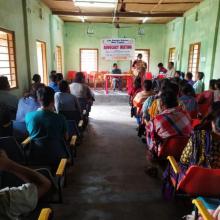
[
  {"left": 16, "top": 83, "right": 45, "bottom": 122},
  {"left": 193, "top": 72, "right": 204, "bottom": 94},
  {"left": 214, "top": 79, "right": 220, "bottom": 102},
  {"left": 0, "top": 76, "right": 18, "bottom": 119},
  {"left": 55, "top": 80, "right": 82, "bottom": 123},
  {"left": 111, "top": 63, "right": 122, "bottom": 91},
  {"left": 48, "top": 72, "right": 59, "bottom": 93},
  {"left": 25, "top": 86, "right": 68, "bottom": 141},
  {"left": 133, "top": 80, "right": 154, "bottom": 125},
  {"left": 0, "top": 150, "right": 51, "bottom": 220},
  {"left": 69, "top": 72, "right": 95, "bottom": 112},
  {"left": 179, "top": 83, "right": 198, "bottom": 118},
  {"left": 185, "top": 72, "right": 195, "bottom": 86},
  {"left": 146, "top": 90, "right": 192, "bottom": 157}
]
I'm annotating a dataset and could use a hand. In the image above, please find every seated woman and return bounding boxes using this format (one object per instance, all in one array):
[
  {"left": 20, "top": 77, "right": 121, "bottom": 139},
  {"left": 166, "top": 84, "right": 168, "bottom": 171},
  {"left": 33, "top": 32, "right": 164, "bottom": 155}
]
[
  {"left": 179, "top": 83, "right": 198, "bottom": 118},
  {"left": 163, "top": 102, "right": 220, "bottom": 197},
  {"left": 0, "top": 76, "right": 18, "bottom": 119},
  {"left": 214, "top": 79, "right": 220, "bottom": 102},
  {"left": 69, "top": 72, "right": 95, "bottom": 112},
  {"left": 55, "top": 80, "right": 82, "bottom": 123},
  {"left": 133, "top": 80, "right": 153, "bottom": 125},
  {"left": 16, "top": 83, "right": 44, "bottom": 122}
]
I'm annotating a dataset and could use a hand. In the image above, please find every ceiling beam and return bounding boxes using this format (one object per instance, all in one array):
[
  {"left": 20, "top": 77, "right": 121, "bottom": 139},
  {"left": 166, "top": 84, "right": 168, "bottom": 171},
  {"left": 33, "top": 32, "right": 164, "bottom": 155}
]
[{"left": 52, "top": 11, "right": 183, "bottom": 17}]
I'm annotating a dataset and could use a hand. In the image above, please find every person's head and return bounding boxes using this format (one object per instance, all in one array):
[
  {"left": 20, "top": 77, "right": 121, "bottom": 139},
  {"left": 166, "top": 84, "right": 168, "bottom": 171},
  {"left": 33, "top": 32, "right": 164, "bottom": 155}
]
[
  {"left": 209, "top": 79, "right": 217, "bottom": 90},
  {"left": 158, "top": 63, "right": 164, "bottom": 69},
  {"left": 168, "top": 62, "right": 174, "bottom": 70},
  {"left": 56, "top": 73, "right": 63, "bottom": 83},
  {"left": 134, "top": 77, "right": 142, "bottom": 90},
  {"left": 50, "top": 73, "right": 57, "bottom": 83},
  {"left": 59, "top": 80, "right": 70, "bottom": 93},
  {"left": 32, "top": 74, "right": 41, "bottom": 84},
  {"left": 160, "top": 91, "right": 178, "bottom": 110},
  {"left": 185, "top": 72, "right": 193, "bottom": 81},
  {"left": 174, "top": 71, "right": 181, "bottom": 78},
  {"left": 74, "top": 72, "right": 85, "bottom": 83},
  {"left": 143, "top": 80, "right": 152, "bottom": 92},
  {"left": 181, "top": 83, "right": 195, "bottom": 97},
  {"left": 113, "top": 63, "right": 118, "bottom": 69},
  {"left": 168, "top": 82, "right": 180, "bottom": 97},
  {"left": 51, "top": 70, "right": 56, "bottom": 76},
  {"left": 37, "top": 86, "right": 55, "bottom": 108},
  {"left": 0, "top": 76, "right": 10, "bottom": 90},
  {"left": 160, "top": 78, "right": 171, "bottom": 91},
  {"left": 215, "top": 79, "right": 220, "bottom": 91},
  {"left": 137, "top": 53, "right": 142, "bottom": 60},
  {"left": 195, "top": 72, "right": 204, "bottom": 81},
  {"left": 29, "top": 83, "right": 45, "bottom": 100}
]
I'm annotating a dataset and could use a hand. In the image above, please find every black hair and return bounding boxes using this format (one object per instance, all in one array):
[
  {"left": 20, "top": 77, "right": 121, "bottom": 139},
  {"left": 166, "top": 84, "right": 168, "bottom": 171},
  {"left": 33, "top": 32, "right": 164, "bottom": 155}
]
[
  {"left": 56, "top": 73, "right": 63, "bottom": 82},
  {"left": 143, "top": 80, "right": 152, "bottom": 91},
  {"left": 113, "top": 63, "right": 117, "bottom": 67},
  {"left": 137, "top": 53, "right": 142, "bottom": 58},
  {"left": 175, "top": 71, "right": 181, "bottom": 77},
  {"left": 169, "top": 62, "right": 174, "bottom": 66},
  {"left": 186, "top": 72, "right": 193, "bottom": 80},
  {"left": 0, "top": 76, "right": 10, "bottom": 90},
  {"left": 198, "top": 72, "right": 204, "bottom": 80},
  {"left": 210, "top": 79, "right": 217, "bottom": 90},
  {"left": 215, "top": 79, "right": 220, "bottom": 90},
  {"left": 50, "top": 74, "right": 57, "bottom": 82},
  {"left": 29, "top": 83, "right": 45, "bottom": 100},
  {"left": 160, "top": 78, "right": 171, "bottom": 91},
  {"left": 163, "top": 82, "right": 179, "bottom": 97},
  {"left": 158, "top": 63, "right": 163, "bottom": 68},
  {"left": 59, "top": 80, "right": 69, "bottom": 93},
  {"left": 37, "top": 86, "right": 55, "bottom": 107},
  {"left": 74, "top": 72, "right": 85, "bottom": 83},
  {"left": 181, "top": 83, "right": 195, "bottom": 97},
  {"left": 160, "top": 91, "right": 178, "bottom": 108},
  {"left": 134, "top": 77, "right": 142, "bottom": 90},
  {"left": 51, "top": 70, "right": 56, "bottom": 75},
  {"left": 32, "top": 74, "right": 41, "bottom": 83}
]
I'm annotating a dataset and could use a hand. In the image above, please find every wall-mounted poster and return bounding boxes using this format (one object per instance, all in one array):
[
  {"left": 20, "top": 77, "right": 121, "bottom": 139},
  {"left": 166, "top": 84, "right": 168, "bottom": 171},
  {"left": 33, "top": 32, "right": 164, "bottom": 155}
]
[{"left": 101, "top": 38, "right": 135, "bottom": 61}]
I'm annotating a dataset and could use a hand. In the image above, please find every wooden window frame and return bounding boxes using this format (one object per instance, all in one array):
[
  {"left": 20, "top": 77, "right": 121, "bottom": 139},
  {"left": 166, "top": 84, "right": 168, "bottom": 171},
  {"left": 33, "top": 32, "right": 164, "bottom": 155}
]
[
  {"left": 168, "top": 47, "right": 176, "bottom": 63},
  {"left": 131, "top": 49, "right": 150, "bottom": 71},
  {"left": 0, "top": 27, "right": 18, "bottom": 89},
  {"left": 36, "top": 40, "right": 48, "bottom": 85},
  {"left": 80, "top": 48, "right": 99, "bottom": 72},
  {"left": 187, "top": 42, "right": 201, "bottom": 75},
  {"left": 56, "top": 46, "right": 62, "bottom": 73}
]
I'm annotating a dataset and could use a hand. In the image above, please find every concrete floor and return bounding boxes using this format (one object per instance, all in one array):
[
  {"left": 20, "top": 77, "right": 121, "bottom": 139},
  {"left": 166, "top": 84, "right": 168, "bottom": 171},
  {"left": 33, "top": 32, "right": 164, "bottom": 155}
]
[{"left": 52, "top": 105, "right": 189, "bottom": 220}]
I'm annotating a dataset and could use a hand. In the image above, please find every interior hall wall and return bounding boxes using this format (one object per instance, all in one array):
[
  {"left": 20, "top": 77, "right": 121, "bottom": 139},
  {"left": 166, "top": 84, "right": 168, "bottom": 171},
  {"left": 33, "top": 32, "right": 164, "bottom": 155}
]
[{"left": 64, "top": 23, "right": 166, "bottom": 75}]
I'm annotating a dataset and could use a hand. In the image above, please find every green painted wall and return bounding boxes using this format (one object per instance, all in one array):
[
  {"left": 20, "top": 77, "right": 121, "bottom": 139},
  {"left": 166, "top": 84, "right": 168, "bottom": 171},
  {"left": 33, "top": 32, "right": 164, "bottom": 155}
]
[
  {"left": 0, "top": 0, "right": 28, "bottom": 96},
  {"left": 64, "top": 23, "right": 166, "bottom": 74},
  {"left": 164, "top": 0, "right": 220, "bottom": 87}
]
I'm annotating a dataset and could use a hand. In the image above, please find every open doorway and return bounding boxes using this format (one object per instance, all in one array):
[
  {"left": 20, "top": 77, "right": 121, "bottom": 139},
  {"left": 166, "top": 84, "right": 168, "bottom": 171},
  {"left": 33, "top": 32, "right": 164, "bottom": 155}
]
[{"left": 36, "top": 41, "right": 48, "bottom": 84}]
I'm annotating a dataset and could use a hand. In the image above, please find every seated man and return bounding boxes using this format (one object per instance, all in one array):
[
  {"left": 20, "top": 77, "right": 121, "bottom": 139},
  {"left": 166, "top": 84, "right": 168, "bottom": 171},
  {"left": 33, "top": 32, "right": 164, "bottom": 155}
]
[
  {"left": 146, "top": 91, "right": 192, "bottom": 155},
  {"left": 0, "top": 150, "right": 51, "bottom": 219},
  {"left": 55, "top": 80, "right": 82, "bottom": 123},
  {"left": 111, "top": 63, "right": 122, "bottom": 91},
  {"left": 48, "top": 71, "right": 59, "bottom": 93},
  {"left": 25, "top": 86, "right": 68, "bottom": 141}
]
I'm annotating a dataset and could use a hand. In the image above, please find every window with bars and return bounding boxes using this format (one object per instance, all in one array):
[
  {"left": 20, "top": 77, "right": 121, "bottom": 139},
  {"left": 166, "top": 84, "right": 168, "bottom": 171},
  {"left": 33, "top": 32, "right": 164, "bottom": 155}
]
[
  {"left": 132, "top": 49, "right": 150, "bottom": 71},
  {"left": 80, "top": 49, "right": 98, "bottom": 73},
  {"left": 56, "top": 46, "right": 62, "bottom": 73},
  {"left": 0, "top": 29, "right": 17, "bottom": 88},
  {"left": 188, "top": 43, "right": 200, "bottom": 75},
  {"left": 168, "top": 48, "right": 176, "bottom": 63}
]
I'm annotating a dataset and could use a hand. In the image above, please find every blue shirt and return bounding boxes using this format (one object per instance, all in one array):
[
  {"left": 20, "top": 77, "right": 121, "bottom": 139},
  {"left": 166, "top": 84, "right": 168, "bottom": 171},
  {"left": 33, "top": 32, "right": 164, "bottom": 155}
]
[
  {"left": 16, "top": 97, "right": 40, "bottom": 122},
  {"left": 49, "top": 82, "right": 60, "bottom": 93},
  {"left": 25, "top": 110, "right": 67, "bottom": 140}
]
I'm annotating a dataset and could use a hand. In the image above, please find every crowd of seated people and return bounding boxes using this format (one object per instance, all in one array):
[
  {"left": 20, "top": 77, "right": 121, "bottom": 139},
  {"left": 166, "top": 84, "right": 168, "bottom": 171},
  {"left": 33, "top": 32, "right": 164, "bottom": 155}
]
[
  {"left": 0, "top": 71, "right": 94, "bottom": 219},
  {"left": 129, "top": 67, "right": 220, "bottom": 219}
]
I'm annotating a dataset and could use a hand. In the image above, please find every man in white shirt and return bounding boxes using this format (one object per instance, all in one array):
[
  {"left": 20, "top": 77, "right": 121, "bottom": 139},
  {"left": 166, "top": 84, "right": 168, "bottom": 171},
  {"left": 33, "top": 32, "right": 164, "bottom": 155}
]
[
  {"left": 166, "top": 62, "right": 175, "bottom": 78},
  {"left": 0, "top": 150, "right": 51, "bottom": 220}
]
